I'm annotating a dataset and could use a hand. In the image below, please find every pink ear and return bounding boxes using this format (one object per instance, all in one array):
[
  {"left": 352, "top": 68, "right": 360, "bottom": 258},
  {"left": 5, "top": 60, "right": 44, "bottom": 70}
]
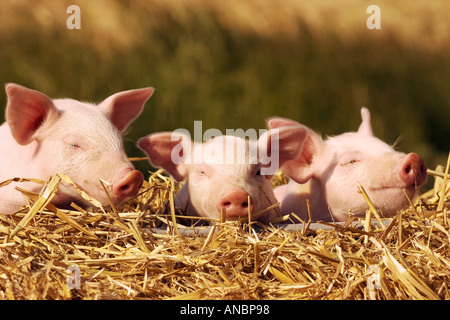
[
  {"left": 281, "top": 128, "right": 323, "bottom": 184},
  {"left": 260, "top": 125, "right": 308, "bottom": 167},
  {"left": 5, "top": 83, "right": 59, "bottom": 145},
  {"left": 137, "top": 132, "right": 191, "bottom": 182},
  {"left": 99, "top": 87, "right": 154, "bottom": 132},
  {"left": 267, "top": 117, "right": 301, "bottom": 130},
  {"left": 357, "top": 107, "right": 373, "bottom": 136},
  {"left": 266, "top": 117, "right": 323, "bottom": 184}
]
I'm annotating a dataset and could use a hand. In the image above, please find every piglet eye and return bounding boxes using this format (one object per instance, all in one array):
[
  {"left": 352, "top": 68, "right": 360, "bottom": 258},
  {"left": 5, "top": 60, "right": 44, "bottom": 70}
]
[
  {"left": 343, "top": 160, "right": 358, "bottom": 165},
  {"left": 256, "top": 169, "right": 261, "bottom": 176},
  {"left": 69, "top": 143, "right": 81, "bottom": 149}
]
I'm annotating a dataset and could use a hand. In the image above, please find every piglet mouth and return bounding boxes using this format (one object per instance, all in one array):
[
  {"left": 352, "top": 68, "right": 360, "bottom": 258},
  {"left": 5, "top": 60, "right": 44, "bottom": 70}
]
[
  {"left": 224, "top": 215, "right": 242, "bottom": 221},
  {"left": 369, "top": 154, "right": 427, "bottom": 194},
  {"left": 93, "top": 169, "right": 144, "bottom": 205},
  {"left": 370, "top": 184, "right": 419, "bottom": 193}
]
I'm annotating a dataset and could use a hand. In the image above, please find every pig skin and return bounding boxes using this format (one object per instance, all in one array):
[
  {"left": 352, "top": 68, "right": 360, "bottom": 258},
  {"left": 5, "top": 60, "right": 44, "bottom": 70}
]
[
  {"left": 0, "top": 83, "right": 154, "bottom": 214},
  {"left": 268, "top": 108, "right": 427, "bottom": 222}
]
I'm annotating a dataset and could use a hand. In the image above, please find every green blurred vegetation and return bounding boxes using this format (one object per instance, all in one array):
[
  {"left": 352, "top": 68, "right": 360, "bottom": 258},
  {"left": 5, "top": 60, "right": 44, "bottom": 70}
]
[{"left": 0, "top": 0, "right": 448, "bottom": 177}]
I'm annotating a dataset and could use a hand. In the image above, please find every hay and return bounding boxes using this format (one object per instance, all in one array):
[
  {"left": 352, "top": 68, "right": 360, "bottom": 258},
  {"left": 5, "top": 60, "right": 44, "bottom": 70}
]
[{"left": 0, "top": 157, "right": 449, "bottom": 300}]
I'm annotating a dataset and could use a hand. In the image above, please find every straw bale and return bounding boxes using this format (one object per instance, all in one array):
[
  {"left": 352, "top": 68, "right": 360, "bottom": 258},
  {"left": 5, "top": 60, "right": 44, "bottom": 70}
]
[{"left": 0, "top": 157, "right": 449, "bottom": 300}]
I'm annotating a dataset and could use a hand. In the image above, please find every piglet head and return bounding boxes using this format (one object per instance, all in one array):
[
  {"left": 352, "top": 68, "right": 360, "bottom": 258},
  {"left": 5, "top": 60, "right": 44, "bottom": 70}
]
[
  {"left": 268, "top": 108, "right": 427, "bottom": 220},
  {"left": 138, "top": 126, "right": 307, "bottom": 223},
  {"left": 5, "top": 83, "right": 154, "bottom": 208}
]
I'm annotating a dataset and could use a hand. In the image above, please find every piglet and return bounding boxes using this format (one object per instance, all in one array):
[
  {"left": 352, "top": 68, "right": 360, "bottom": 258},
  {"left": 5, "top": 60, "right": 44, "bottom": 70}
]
[
  {"left": 0, "top": 83, "right": 154, "bottom": 213},
  {"left": 138, "top": 126, "right": 307, "bottom": 223},
  {"left": 268, "top": 108, "right": 427, "bottom": 222}
]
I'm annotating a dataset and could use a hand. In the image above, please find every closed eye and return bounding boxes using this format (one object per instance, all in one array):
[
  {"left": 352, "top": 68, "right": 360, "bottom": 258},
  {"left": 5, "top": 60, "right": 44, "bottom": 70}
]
[
  {"left": 195, "top": 164, "right": 210, "bottom": 177},
  {"left": 341, "top": 160, "right": 359, "bottom": 166},
  {"left": 64, "top": 133, "right": 85, "bottom": 151},
  {"left": 68, "top": 143, "right": 81, "bottom": 150}
]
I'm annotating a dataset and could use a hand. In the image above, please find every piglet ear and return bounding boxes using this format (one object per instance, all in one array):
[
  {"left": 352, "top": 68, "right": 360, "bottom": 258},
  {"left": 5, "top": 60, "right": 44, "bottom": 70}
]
[
  {"left": 5, "top": 83, "right": 59, "bottom": 145},
  {"left": 259, "top": 125, "right": 308, "bottom": 167},
  {"left": 266, "top": 117, "right": 323, "bottom": 184},
  {"left": 99, "top": 87, "right": 154, "bottom": 133},
  {"left": 357, "top": 107, "right": 373, "bottom": 136},
  {"left": 138, "top": 131, "right": 191, "bottom": 182},
  {"left": 266, "top": 117, "right": 301, "bottom": 130},
  {"left": 282, "top": 128, "right": 323, "bottom": 184}
]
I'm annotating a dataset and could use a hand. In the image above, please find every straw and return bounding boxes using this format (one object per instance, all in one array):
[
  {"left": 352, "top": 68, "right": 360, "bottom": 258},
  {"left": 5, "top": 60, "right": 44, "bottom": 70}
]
[
  {"left": 437, "top": 151, "right": 450, "bottom": 211},
  {"left": 0, "top": 162, "right": 448, "bottom": 300}
]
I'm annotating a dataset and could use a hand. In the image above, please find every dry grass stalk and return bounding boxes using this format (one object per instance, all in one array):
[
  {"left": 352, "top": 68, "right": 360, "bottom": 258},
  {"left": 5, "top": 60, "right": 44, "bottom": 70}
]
[{"left": 0, "top": 158, "right": 449, "bottom": 300}]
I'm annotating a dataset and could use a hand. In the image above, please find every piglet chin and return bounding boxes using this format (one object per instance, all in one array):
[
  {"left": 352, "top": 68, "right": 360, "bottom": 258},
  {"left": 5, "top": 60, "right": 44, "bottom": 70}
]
[{"left": 363, "top": 186, "right": 417, "bottom": 217}]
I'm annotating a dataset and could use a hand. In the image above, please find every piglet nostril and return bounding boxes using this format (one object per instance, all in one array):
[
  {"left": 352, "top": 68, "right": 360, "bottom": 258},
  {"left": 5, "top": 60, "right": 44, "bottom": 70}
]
[
  {"left": 113, "top": 170, "right": 144, "bottom": 201},
  {"left": 421, "top": 163, "right": 427, "bottom": 176},
  {"left": 216, "top": 189, "right": 254, "bottom": 218}
]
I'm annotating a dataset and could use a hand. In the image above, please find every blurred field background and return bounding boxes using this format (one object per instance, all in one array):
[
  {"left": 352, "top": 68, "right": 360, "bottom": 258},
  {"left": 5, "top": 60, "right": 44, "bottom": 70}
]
[{"left": 0, "top": 0, "right": 449, "bottom": 180}]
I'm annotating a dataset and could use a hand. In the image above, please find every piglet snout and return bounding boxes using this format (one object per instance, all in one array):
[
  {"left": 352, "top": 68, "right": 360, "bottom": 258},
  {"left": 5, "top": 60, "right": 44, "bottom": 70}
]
[
  {"left": 397, "top": 153, "right": 427, "bottom": 187},
  {"left": 216, "top": 189, "right": 254, "bottom": 218},
  {"left": 112, "top": 169, "right": 144, "bottom": 201}
]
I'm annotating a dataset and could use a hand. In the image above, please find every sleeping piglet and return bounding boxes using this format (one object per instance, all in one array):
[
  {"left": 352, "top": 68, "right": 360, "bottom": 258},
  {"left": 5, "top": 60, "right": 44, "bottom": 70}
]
[
  {"left": 138, "top": 126, "right": 307, "bottom": 224},
  {"left": 0, "top": 83, "right": 154, "bottom": 213},
  {"left": 268, "top": 108, "right": 427, "bottom": 222}
]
